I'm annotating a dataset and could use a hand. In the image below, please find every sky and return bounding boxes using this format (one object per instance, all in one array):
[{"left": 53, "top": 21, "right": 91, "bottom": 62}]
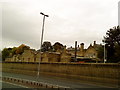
[{"left": 0, "top": 0, "right": 119, "bottom": 50}]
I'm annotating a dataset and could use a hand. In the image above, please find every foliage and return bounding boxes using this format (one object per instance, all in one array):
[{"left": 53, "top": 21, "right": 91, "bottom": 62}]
[
  {"left": 104, "top": 26, "right": 120, "bottom": 63},
  {"left": 104, "top": 26, "right": 120, "bottom": 46},
  {"left": 2, "top": 48, "right": 12, "bottom": 61},
  {"left": 97, "top": 46, "right": 104, "bottom": 60},
  {"left": 2, "top": 44, "right": 30, "bottom": 61},
  {"left": 53, "top": 42, "right": 63, "bottom": 51},
  {"left": 114, "top": 44, "right": 120, "bottom": 62},
  {"left": 11, "top": 47, "right": 17, "bottom": 55},
  {"left": 15, "top": 44, "right": 30, "bottom": 54},
  {"left": 41, "top": 41, "right": 52, "bottom": 52}
]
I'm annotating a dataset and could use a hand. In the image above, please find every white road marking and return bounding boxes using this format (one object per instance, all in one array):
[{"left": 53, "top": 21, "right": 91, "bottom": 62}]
[
  {"left": 2, "top": 76, "right": 70, "bottom": 88},
  {"left": 1, "top": 80, "right": 29, "bottom": 88}
]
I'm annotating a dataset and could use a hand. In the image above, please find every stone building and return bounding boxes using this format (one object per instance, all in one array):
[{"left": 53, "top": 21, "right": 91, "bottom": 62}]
[
  {"left": 60, "top": 46, "right": 71, "bottom": 62},
  {"left": 5, "top": 41, "right": 102, "bottom": 63},
  {"left": 21, "top": 49, "right": 36, "bottom": 62},
  {"left": 77, "top": 43, "right": 85, "bottom": 57},
  {"left": 67, "top": 41, "right": 102, "bottom": 61},
  {"left": 36, "top": 52, "right": 61, "bottom": 62}
]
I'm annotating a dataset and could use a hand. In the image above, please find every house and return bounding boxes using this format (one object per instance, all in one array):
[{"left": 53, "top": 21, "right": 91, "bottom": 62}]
[
  {"left": 60, "top": 46, "right": 71, "bottom": 62},
  {"left": 21, "top": 49, "right": 36, "bottom": 62},
  {"left": 67, "top": 41, "right": 102, "bottom": 62},
  {"left": 5, "top": 41, "right": 102, "bottom": 63},
  {"left": 36, "top": 51, "right": 61, "bottom": 62}
]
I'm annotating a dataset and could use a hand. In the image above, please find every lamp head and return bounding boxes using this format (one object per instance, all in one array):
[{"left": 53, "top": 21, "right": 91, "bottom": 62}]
[
  {"left": 40, "top": 12, "right": 49, "bottom": 17},
  {"left": 40, "top": 12, "right": 44, "bottom": 15},
  {"left": 45, "top": 15, "right": 49, "bottom": 17}
]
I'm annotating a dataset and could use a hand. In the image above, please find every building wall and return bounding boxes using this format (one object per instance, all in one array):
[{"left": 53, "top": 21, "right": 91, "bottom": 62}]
[
  {"left": 36, "top": 52, "right": 60, "bottom": 63},
  {"left": 85, "top": 47, "right": 97, "bottom": 58},
  {"left": 60, "top": 52, "right": 71, "bottom": 62},
  {"left": 11, "top": 55, "right": 16, "bottom": 62},
  {"left": 5, "top": 58, "right": 11, "bottom": 62},
  {"left": 48, "top": 53, "right": 60, "bottom": 62},
  {"left": 21, "top": 50, "right": 35, "bottom": 62},
  {"left": 42, "top": 52, "right": 49, "bottom": 62}
]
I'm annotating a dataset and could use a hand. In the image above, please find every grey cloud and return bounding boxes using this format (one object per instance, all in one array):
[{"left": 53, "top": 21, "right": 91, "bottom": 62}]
[{"left": 2, "top": 0, "right": 119, "bottom": 50}]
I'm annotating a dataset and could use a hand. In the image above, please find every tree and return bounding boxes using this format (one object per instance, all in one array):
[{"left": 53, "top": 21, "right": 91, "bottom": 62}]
[
  {"left": 97, "top": 46, "right": 104, "bottom": 60},
  {"left": 104, "top": 26, "right": 120, "bottom": 46},
  {"left": 53, "top": 42, "right": 63, "bottom": 51},
  {"left": 114, "top": 44, "right": 120, "bottom": 62},
  {"left": 2, "top": 48, "right": 11, "bottom": 61},
  {"left": 2, "top": 44, "right": 30, "bottom": 61},
  {"left": 41, "top": 41, "right": 52, "bottom": 52},
  {"left": 11, "top": 47, "right": 17, "bottom": 55},
  {"left": 104, "top": 26, "right": 120, "bottom": 63},
  {"left": 16, "top": 44, "right": 30, "bottom": 54}
]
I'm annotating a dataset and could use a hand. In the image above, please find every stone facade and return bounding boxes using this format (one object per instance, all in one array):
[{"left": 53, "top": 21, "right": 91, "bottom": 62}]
[
  {"left": 21, "top": 49, "right": 35, "bottom": 62},
  {"left": 85, "top": 44, "right": 97, "bottom": 58},
  {"left": 35, "top": 52, "right": 61, "bottom": 62},
  {"left": 60, "top": 46, "right": 71, "bottom": 62},
  {"left": 5, "top": 41, "right": 102, "bottom": 62},
  {"left": 67, "top": 41, "right": 101, "bottom": 61}
]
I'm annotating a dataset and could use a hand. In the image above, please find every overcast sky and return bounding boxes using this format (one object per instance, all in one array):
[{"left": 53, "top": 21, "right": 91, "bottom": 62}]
[{"left": 1, "top": 0, "right": 119, "bottom": 50}]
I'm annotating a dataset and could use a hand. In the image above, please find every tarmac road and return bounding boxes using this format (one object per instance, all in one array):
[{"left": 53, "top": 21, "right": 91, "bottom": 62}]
[{"left": 2, "top": 72, "right": 118, "bottom": 90}]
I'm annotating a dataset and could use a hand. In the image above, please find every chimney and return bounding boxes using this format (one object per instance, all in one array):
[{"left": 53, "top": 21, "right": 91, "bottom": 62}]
[
  {"left": 80, "top": 43, "right": 84, "bottom": 52},
  {"left": 94, "top": 41, "right": 96, "bottom": 46}
]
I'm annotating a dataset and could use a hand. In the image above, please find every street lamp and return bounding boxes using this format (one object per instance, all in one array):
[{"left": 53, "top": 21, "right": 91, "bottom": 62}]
[
  {"left": 37, "top": 12, "right": 49, "bottom": 77},
  {"left": 104, "top": 40, "right": 107, "bottom": 63}
]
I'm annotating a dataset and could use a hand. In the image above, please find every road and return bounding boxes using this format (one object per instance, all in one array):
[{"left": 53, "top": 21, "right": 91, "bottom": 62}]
[
  {"left": 2, "top": 72, "right": 117, "bottom": 89},
  {"left": 2, "top": 81, "right": 28, "bottom": 88}
]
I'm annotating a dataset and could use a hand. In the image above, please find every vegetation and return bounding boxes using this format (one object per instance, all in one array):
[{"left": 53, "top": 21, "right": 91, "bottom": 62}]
[
  {"left": 103, "top": 26, "right": 120, "bottom": 63},
  {"left": 2, "top": 48, "right": 13, "bottom": 61},
  {"left": 97, "top": 46, "right": 104, "bottom": 60},
  {"left": 15, "top": 44, "right": 30, "bottom": 54},
  {"left": 2, "top": 44, "right": 30, "bottom": 61},
  {"left": 40, "top": 41, "right": 64, "bottom": 52},
  {"left": 53, "top": 42, "right": 63, "bottom": 51},
  {"left": 41, "top": 41, "right": 53, "bottom": 52}
]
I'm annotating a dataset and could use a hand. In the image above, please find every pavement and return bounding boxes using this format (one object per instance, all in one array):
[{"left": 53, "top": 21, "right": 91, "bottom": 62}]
[{"left": 2, "top": 72, "right": 118, "bottom": 90}]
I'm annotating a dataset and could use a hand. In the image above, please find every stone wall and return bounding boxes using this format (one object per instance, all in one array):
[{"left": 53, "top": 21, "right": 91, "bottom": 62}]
[{"left": 2, "top": 62, "right": 120, "bottom": 86}]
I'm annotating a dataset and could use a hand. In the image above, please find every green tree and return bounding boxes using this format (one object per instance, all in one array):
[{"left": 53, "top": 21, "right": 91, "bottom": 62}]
[
  {"left": 11, "top": 47, "right": 17, "bottom": 55},
  {"left": 104, "top": 26, "right": 120, "bottom": 63},
  {"left": 41, "top": 41, "right": 52, "bottom": 52},
  {"left": 114, "top": 44, "right": 120, "bottom": 62},
  {"left": 2, "top": 48, "right": 11, "bottom": 61},
  {"left": 53, "top": 42, "right": 63, "bottom": 51},
  {"left": 2, "top": 44, "right": 30, "bottom": 61},
  {"left": 97, "top": 46, "right": 104, "bottom": 60}
]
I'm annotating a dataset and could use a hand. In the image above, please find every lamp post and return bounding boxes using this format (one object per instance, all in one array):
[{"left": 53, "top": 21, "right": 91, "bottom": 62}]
[
  {"left": 75, "top": 41, "right": 77, "bottom": 62},
  {"left": 104, "top": 40, "right": 106, "bottom": 63},
  {"left": 37, "top": 12, "right": 49, "bottom": 77}
]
